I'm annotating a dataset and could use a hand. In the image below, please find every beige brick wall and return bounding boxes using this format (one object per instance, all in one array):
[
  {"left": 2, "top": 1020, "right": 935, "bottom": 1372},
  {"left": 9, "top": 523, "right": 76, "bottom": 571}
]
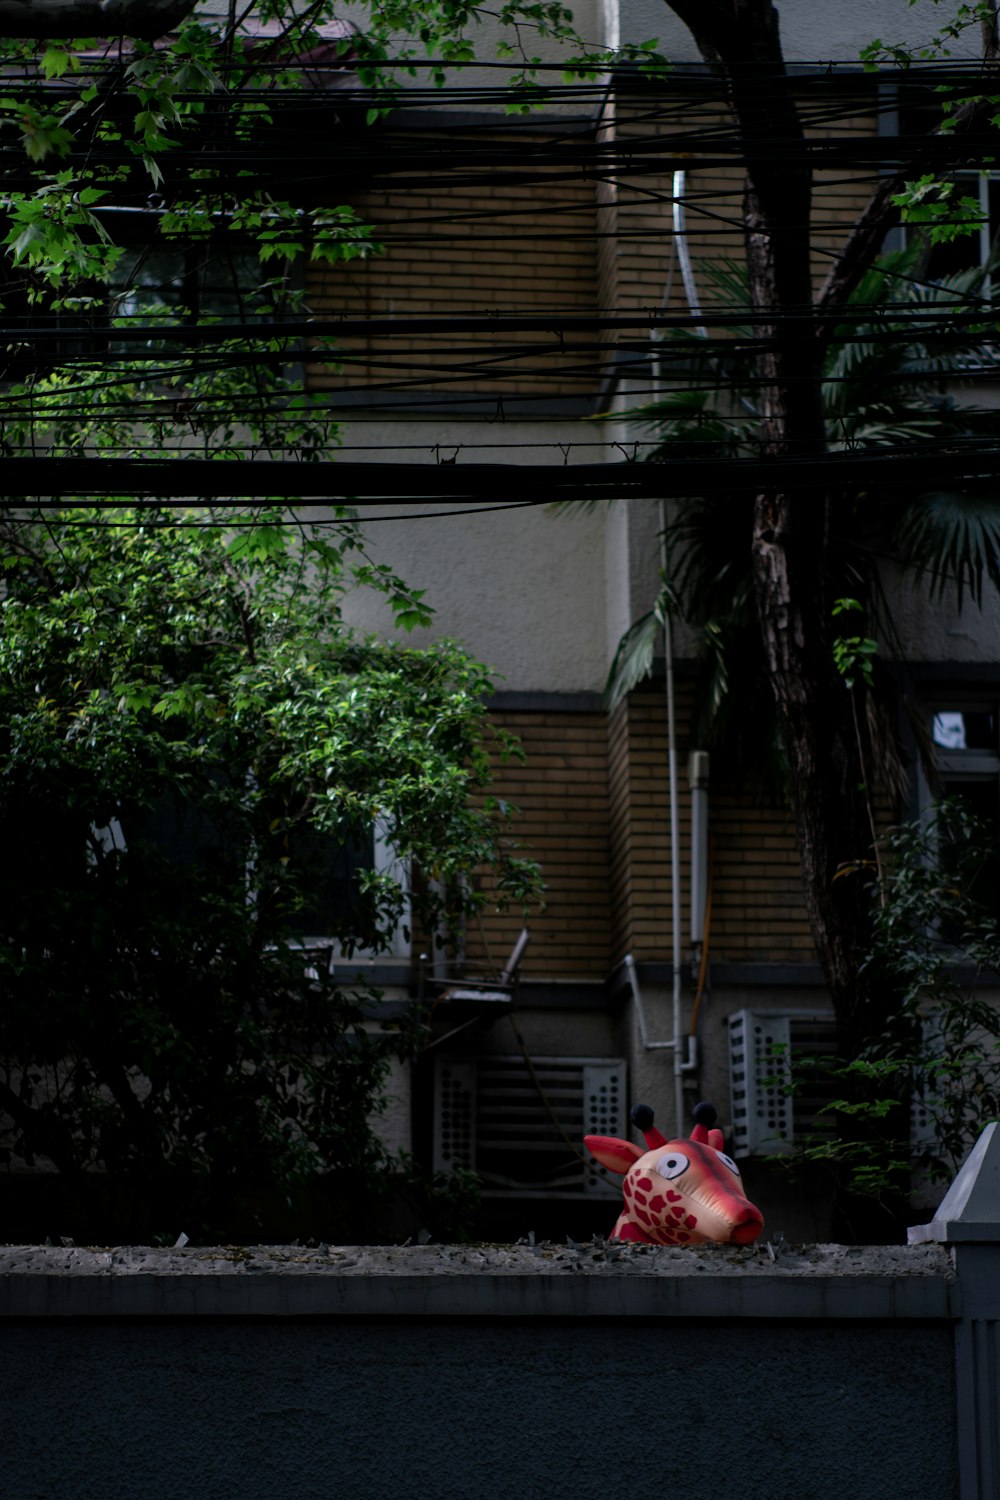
[
  {"left": 305, "top": 129, "right": 600, "bottom": 399},
  {"left": 602, "top": 686, "right": 818, "bottom": 970},
  {"left": 595, "top": 80, "right": 881, "bottom": 321},
  {"left": 465, "top": 710, "right": 613, "bottom": 980},
  {"left": 467, "top": 692, "right": 820, "bottom": 983},
  {"left": 306, "top": 87, "right": 881, "bottom": 400}
]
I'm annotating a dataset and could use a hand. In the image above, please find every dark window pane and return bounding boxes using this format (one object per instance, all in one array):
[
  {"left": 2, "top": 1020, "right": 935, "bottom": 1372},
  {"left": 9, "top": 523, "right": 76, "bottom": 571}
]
[
  {"left": 111, "top": 247, "right": 264, "bottom": 323},
  {"left": 138, "top": 790, "right": 230, "bottom": 869},
  {"left": 287, "top": 824, "right": 374, "bottom": 934},
  {"left": 925, "top": 211, "right": 983, "bottom": 281},
  {"left": 940, "top": 775, "right": 1000, "bottom": 925}
]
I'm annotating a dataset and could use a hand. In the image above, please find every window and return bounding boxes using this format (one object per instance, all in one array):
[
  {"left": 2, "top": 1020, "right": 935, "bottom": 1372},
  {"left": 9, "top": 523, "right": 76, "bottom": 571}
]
[
  {"left": 917, "top": 700, "right": 1000, "bottom": 923},
  {"left": 110, "top": 242, "right": 268, "bottom": 326},
  {"left": 918, "top": 172, "right": 1000, "bottom": 288},
  {"left": 892, "top": 86, "right": 1000, "bottom": 292},
  {"left": 1, "top": 235, "right": 271, "bottom": 385},
  {"left": 285, "top": 817, "right": 410, "bottom": 963},
  {"left": 92, "top": 804, "right": 410, "bottom": 964}
]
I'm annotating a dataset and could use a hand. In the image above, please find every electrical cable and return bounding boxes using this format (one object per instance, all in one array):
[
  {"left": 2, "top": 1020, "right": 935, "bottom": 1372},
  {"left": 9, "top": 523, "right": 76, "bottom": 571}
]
[{"left": 3, "top": 62, "right": 997, "bottom": 467}]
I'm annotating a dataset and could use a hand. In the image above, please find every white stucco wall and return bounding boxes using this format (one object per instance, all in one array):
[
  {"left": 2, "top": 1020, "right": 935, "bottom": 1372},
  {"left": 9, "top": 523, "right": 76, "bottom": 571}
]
[
  {"left": 338, "top": 494, "right": 609, "bottom": 693},
  {"left": 333, "top": 410, "right": 669, "bottom": 693},
  {"left": 335, "top": 0, "right": 601, "bottom": 102},
  {"left": 882, "top": 561, "right": 1000, "bottom": 662},
  {"left": 617, "top": 0, "right": 988, "bottom": 62}
]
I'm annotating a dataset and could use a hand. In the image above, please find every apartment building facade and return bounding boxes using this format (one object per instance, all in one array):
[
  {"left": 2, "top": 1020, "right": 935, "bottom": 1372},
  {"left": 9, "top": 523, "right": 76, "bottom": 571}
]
[{"left": 294, "top": 0, "right": 1000, "bottom": 1241}]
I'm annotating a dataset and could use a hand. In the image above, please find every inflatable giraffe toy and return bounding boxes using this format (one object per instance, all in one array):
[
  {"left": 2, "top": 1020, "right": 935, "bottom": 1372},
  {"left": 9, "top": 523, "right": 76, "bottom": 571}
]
[{"left": 585, "top": 1101, "right": 764, "bottom": 1246}]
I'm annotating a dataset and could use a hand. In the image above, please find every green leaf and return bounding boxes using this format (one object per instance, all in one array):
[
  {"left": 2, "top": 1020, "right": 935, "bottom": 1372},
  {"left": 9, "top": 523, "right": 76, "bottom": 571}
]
[
  {"left": 21, "top": 118, "right": 74, "bottom": 162},
  {"left": 7, "top": 221, "right": 47, "bottom": 262},
  {"left": 40, "top": 47, "right": 72, "bottom": 80}
]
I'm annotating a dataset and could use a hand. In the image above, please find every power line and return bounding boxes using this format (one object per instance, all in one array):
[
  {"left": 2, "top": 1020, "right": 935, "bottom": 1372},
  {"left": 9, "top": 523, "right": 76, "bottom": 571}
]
[
  {"left": 2, "top": 501, "right": 545, "bottom": 527},
  {"left": 5, "top": 446, "right": 1000, "bottom": 503}
]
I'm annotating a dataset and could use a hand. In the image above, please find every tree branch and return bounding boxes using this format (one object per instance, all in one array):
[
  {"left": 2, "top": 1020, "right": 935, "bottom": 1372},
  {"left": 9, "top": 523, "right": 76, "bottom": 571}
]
[
  {"left": 0, "top": 1072, "right": 84, "bottom": 1177},
  {"left": 816, "top": 88, "right": 1000, "bottom": 336}
]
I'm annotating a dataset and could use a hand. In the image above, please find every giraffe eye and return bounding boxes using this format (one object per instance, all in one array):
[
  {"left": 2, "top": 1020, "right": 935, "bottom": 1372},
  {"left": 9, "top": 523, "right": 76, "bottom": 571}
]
[
  {"left": 717, "top": 1151, "right": 740, "bottom": 1176},
  {"left": 656, "top": 1153, "right": 690, "bottom": 1180}
]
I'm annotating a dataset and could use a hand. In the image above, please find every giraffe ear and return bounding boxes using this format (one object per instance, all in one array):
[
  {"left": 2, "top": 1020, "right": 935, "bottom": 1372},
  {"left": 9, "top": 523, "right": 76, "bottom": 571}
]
[
  {"left": 584, "top": 1135, "right": 644, "bottom": 1175},
  {"left": 708, "top": 1128, "right": 725, "bottom": 1152}
]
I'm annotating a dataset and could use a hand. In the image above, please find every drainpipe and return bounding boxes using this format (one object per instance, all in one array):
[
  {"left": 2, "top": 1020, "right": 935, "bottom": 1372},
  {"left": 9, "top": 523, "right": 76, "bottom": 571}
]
[
  {"left": 622, "top": 506, "right": 698, "bottom": 1132},
  {"left": 672, "top": 169, "right": 707, "bottom": 338},
  {"left": 633, "top": 172, "right": 728, "bottom": 1129},
  {"left": 641, "top": 172, "right": 704, "bottom": 1136},
  {"left": 689, "top": 749, "right": 710, "bottom": 948},
  {"left": 624, "top": 955, "right": 698, "bottom": 1106}
]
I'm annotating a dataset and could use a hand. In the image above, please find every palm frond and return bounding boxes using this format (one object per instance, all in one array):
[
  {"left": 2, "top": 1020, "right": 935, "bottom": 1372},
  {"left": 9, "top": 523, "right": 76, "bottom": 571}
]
[
  {"left": 604, "top": 599, "right": 666, "bottom": 711},
  {"left": 823, "top": 250, "right": 1000, "bottom": 431},
  {"left": 664, "top": 498, "right": 755, "bottom": 622},
  {"left": 830, "top": 411, "right": 947, "bottom": 449},
  {"left": 896, "top": 495, "right": 1000, "bottom": 609}
]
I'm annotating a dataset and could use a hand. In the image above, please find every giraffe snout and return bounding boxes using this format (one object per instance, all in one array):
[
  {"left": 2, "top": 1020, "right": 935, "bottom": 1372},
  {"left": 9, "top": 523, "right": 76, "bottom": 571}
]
[{"left": 728, "top": 1204, "right": 765, "bottom": 1244}]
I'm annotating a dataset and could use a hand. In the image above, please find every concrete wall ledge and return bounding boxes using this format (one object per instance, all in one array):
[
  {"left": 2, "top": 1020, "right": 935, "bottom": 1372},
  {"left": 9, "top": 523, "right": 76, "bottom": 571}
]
[{"left": 0, "top": 1240, "right": 958, "bottom": 1320}]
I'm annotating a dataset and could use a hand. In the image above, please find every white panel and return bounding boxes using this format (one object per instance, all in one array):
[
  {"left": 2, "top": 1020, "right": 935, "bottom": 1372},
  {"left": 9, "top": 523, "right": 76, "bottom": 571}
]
[
  {"left": 433, "top": 1056, "right": 626, "bottom": 1197},
  {"left": 729, "top": 1011, "right": 794, "bottom": 1157},
  {"left": 432, "top": 1060, "right": 475, "bottom": 1173},
  {"left": 911, "top": 1016, "right": 945, "bottom": 1149},
  {"left": 731, "top": 1008, "right": 953, "bottom": 1158},
  {"left": 582, "top": 1062, "right": 626, "bottom": 1197}
]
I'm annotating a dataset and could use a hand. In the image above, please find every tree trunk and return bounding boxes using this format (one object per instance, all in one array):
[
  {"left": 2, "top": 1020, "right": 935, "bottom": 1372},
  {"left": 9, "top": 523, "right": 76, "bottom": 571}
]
[
  {"left": 751, "top": 498, "right": 875, "bottom": 1042},
  {"left": 658, "top": 0, "right": 882, "bottom": 1037}
]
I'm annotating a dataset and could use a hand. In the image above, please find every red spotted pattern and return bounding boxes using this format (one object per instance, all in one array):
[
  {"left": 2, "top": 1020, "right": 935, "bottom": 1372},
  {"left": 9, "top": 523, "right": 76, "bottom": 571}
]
[{"left": 599, "top": 1138, "right": 763, "bottom": 1248}]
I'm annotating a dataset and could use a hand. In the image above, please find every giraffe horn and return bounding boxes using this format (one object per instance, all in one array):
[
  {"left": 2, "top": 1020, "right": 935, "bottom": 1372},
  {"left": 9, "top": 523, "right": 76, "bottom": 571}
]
[{"left": 631, "top": 1101, "right": 668, "bottom": 1150}]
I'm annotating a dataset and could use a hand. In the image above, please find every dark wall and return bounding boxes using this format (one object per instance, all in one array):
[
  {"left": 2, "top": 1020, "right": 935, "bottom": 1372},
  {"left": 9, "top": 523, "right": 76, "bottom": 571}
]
[{"left": 1, "top": 1318, "right": 955, "bottom": 1500}]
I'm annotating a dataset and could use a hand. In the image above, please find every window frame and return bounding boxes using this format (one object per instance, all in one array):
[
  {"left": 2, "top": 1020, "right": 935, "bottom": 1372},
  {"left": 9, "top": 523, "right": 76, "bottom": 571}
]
[
  {"left": 883, "top": 82, "right": 1000, "bottom": 292},
  {"left": 295, "top": 817, "right": 411, "bottom": 968},
  {"left": 90, "top": 810, "right": 411, "bottom": 968},
  {"left": 914, "top": 695, "right": 1000, "bottom": 931}
]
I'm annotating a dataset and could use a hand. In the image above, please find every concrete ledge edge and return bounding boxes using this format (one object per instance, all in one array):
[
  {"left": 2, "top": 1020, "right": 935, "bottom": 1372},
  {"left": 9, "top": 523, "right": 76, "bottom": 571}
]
[{"left": 0, "top": 1243, "right": 959, "bottom": 1321}]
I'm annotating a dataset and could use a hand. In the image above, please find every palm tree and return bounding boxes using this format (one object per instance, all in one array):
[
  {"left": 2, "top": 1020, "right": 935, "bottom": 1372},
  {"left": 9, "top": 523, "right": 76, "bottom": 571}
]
[
  {"left": 609, "top": 253, "right": 1000, "bottom": 795},
  {"left": 603, "top": 253, "right": 1000, "bottom": 1229}
]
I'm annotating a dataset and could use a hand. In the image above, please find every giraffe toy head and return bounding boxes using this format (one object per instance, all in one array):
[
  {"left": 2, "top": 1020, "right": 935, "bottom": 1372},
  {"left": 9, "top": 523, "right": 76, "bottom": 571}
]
[{"left": 585, "top": 1101, "right": 764, "bottom": 1247}]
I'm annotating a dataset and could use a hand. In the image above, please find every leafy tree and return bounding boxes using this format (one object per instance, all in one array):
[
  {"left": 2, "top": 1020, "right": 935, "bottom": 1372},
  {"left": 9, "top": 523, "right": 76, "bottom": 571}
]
[
  {"left": 0, "top": 502, "right": 540, "bottom": 1214},
  {"left": 0, "top": 0, "right": 629, "bottom": 344},
  {"left": 866, "top": 801, "right": 1000, "bottom": 1181},
  {"left": 0, "top": 0, "right": 578, "bottom": 1233},
  {"left": 780, "top": 802, "right": 1000, "bottom": 1214}
]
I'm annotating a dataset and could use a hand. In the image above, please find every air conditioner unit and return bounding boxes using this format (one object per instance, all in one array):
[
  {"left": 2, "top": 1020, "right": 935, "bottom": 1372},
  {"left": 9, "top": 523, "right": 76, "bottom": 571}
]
[
  {"left": 910, "top": 1015, "right": 947, "bottom": 1149},
  {"left": 728, "top": 1009, "right": 839, "bottom": 1157},
  {"left": 729, "top": 1008, "right": 945, "bottom": 1159},
  {"left": 433, "top": 1055, "right": 626, "bottom": 1198}
]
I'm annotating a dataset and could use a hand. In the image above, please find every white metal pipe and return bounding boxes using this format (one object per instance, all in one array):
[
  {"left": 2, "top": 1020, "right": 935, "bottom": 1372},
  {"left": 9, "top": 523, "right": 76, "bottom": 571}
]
[
  {"left": 624, "top": 955, "right": 699, "bottom": 1070},
  {"left": 625, "top": 954, "right": 675, "bottom": 1051},
  {"left": 688, "top": 750, "right": 710, "bottom": 946},
  {"left": 649, "top": 180, "right": 709, "bottom": 1130},
  {"left": 672, "top": 170, "right": 708, "bottom": 339}
]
